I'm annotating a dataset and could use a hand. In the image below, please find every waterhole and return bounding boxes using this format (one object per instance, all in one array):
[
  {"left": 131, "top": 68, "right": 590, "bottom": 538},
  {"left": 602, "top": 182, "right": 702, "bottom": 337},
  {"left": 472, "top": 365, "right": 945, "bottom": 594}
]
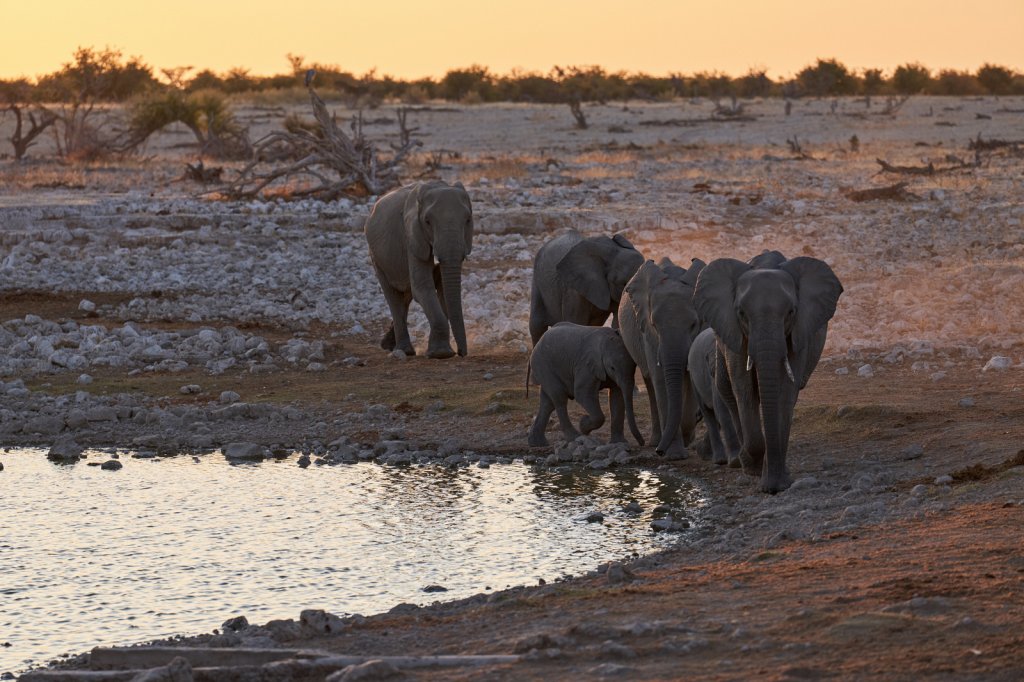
[{"left": 0, "top": 449, "right": 704, "bottom": 673}]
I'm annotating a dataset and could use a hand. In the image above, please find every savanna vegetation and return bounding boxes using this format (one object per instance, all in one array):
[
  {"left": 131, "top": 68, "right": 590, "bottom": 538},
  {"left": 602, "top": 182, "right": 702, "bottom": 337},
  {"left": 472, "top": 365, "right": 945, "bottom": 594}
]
[{"left": 2, "top": 48, "right": 1022, "bottom": 163}]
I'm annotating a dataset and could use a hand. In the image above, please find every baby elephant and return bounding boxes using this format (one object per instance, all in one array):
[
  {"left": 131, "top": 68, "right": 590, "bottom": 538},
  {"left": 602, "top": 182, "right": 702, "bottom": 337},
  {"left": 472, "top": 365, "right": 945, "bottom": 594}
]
[
  {"left": 528, "top": 323, "right": 644, "bottom": 447},
  {"left": 688, "top": 327, "right": 741, "bottom": 465}
]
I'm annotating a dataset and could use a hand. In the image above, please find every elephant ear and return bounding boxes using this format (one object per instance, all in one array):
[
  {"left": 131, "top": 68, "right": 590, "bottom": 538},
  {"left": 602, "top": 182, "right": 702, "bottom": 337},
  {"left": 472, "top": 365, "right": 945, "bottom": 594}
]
[
  {"left": 557, "top": 238, "right": 613, "bottom": 310},
  {"left": 693, "top": 258, "right": 751, "bottom": 355},
  {"left": 624, "top": 260, "right": 661, "bottom": 331},
  {"left": 681, "top": 258, "right": 706, "bottom": 289},
  {"left": 403, "top": 183, "right": 431, "bottom": 262},
  {"left": 749, "top": 250, "right": 787, "bottom": 269},
  {"left": 780, "top": 257, "right": 844, "bottom": 352},
  {"left": 611, "top": 233, "right": 637, "bottom": 251}
]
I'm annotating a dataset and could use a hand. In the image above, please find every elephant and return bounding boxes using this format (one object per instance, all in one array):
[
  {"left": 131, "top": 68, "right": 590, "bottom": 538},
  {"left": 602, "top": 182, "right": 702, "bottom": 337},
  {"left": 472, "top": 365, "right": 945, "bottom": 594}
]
[
  {"left": 688, "top": 327, "right": 741, "bottom": 465},
  {"left": 364, "top": 180, "right": 473, "bottom": 359},
  {"left": 527, "top": 322, "right": 644, "bottom": 447},
  {"left": 618, "top": 257, "right": 706, "bottom": 459},
  {"left": 529, "top": 229, "right": 645, "bottom": 345},
  {"left": 693, "top": 252, "right": 843, "bottom": 493}
]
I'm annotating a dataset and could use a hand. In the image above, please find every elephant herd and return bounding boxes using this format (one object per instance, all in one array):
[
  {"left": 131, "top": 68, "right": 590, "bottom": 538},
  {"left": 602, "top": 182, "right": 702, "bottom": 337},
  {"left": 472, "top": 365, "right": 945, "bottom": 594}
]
[{"left": 365, "top": 181, "right": 844, "bottom": 494}]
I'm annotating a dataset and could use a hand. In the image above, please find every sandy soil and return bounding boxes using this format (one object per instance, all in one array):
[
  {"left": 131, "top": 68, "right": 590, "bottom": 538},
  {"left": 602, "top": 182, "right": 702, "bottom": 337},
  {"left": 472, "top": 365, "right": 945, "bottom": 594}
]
[{"left": 2, "top": 96, "right": 1024, "bottom": 680}]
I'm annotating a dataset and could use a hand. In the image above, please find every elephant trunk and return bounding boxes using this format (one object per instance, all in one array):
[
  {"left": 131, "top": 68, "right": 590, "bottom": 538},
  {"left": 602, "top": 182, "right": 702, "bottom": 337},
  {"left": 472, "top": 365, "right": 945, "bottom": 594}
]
[
  {"left": 655, "top": 348, "right": 687, "bottom": 454},
  {"left": 441, "top": 262, "right": 467, "bottom": 356},
  {"left": 755, "top": 345, "right": 788, "bottom": 492}
]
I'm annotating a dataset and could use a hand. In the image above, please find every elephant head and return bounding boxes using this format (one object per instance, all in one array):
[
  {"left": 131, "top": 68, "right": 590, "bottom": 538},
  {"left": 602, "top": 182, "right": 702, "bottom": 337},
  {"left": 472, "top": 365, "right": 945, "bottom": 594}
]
[
  {"left": 556, "top": 234, "right": 644, "bottom": 318},
  {"left": 403, "top": 181, "right": 473, "bottom": 356},
  {"left": 591, "top": 329, "right": 645, "bottom": 446},
  {"left": 694, "top": 256, "right": 842, "bottom": 492},
  {"left": 625, "top": 257, "right": 706, "bottom": 456}
]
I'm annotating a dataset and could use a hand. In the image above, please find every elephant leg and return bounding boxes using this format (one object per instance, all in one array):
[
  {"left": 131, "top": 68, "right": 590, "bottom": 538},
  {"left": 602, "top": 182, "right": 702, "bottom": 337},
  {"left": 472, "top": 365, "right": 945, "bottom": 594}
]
[
  {"left": 575, "top": 381, "right": 606, "bottom": 436},
  {"left": 553, "top": 393, "right": 581, "bottom": 443},
  {"left": 528, "top": 391, "right": 555, "bottom": 447},
  {"left": 715, "top": 350, "right": 743, "bottom": 467},
  {"left": 376, "top": 273, "right": 415, "bottom": 356},
  {"left": 528, "top": 286, "right": 548, "bottom": 346},
  {"left": 726, "top": 356, "right": 765, "bottom": 476},
  {"left": 712, "top": 387, "right": 741, "bottom": 467},
  {"left": 642, "top": 374, "right": 661, "bottom": 444},
  {"left": 410, "top": 263, "right": 454, "bottom": 359},
  {"left": 702, "top": 404, "right": 729, "bottom": 465},
  {"left": 606, "top": 385, "right": 626, "bottom": 444}
]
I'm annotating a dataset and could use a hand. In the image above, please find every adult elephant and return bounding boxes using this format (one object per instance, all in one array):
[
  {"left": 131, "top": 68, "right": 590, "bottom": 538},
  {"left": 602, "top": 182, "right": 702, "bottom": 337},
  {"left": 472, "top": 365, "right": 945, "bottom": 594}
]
[
  {"left": 618, "top": 257, "right": 705, "bottom": 458},
  {"left": 529, "top": 229, "right": 644, "bottom": 345},
  {"left": 693, "top": 253, "right": 843, "bottom": 493},
  {"left": 365, "top": 181, "right": 473, "bottom": 359}
]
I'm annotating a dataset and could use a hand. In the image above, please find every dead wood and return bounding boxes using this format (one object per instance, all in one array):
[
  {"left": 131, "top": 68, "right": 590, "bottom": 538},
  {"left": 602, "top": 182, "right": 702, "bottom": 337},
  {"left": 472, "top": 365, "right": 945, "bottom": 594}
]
[
  {"left": 845, "top": 182, "right": 918, "bottom": 202},
  {"left": 875, "top": 156, "right": 978, "bottom": 176},
  {"left": 786, "top": 135, "right": 816, "bottom": 160},
  {"left": 183, "top": 160, "right": 223, "bottom": 184},
  {"left": 968, "top": 134, "right": 1024, "bottom": 152},
  {"left": 5, "top": 104, "right": 57, "bottom": 160},
  {"left": 215, "top": 74, "right": 421, "bottom": 200}
]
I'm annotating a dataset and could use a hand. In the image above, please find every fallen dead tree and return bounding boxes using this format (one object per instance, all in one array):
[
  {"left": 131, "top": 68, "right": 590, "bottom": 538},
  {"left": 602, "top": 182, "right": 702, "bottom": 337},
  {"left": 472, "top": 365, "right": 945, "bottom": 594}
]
[
  {"left": 215, "top": 71, "right": 421, "bottom": 200},
  {"left": 875, "top": 156, "right": 978, "bottom": 176},
  {"left": 968, "top": 133, "right": 1023, "bottom": 154},
  {"left": 845, "top": 182, "right": 919, "bottom": 202}
]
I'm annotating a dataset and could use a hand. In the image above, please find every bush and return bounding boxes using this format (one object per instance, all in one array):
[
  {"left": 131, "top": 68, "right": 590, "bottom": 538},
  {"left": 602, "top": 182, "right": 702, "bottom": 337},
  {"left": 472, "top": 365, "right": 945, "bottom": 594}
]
[
  {"left": 892, "top": 63, "right": 931, "bottom": 94},
  {"left": 796, "top": 59, "right": 857, "bottom": 97},
  {"left": 976, "top": 64, "right": 1017, "bottom": 95}
]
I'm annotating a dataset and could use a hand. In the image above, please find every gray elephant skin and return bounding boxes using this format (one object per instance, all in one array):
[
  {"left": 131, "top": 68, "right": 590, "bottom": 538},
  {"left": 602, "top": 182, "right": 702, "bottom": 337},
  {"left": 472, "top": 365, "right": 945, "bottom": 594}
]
[
  {"left": 618, "top": 257, "right": 705, "bottom": 459},
  {"left": 527, "top": 322, "right": 644, "bottom": 447},
  {"left": 693, "top": 251, "right": 843, "bottom": 493},
  {"left": 365, "top": 181, "right": 473, "bottom": 359},
  {"left": 529, "top": 229, "right": 645, "bottom": 345},
  {"left": 688, "top": 327, "right": 741, "bottom": 465}
]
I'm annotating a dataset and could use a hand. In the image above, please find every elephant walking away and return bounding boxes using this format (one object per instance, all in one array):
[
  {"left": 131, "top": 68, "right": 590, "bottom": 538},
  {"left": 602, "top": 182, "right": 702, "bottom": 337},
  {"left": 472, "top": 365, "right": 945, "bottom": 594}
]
[
  {"left": 527, "top": 323, "right": 644, "bottom": 447},
  {"left": 618, "top": 257, "right": 705, "bottom": 459},
  {"left": 365, "top": 181, "right": 473, "bottom": 359},
  {"left": 529, "top": 229, "right": 644, "bottom": 345},
  {"left": 694, "top": 252, "right": 843, "bottom": 493}
]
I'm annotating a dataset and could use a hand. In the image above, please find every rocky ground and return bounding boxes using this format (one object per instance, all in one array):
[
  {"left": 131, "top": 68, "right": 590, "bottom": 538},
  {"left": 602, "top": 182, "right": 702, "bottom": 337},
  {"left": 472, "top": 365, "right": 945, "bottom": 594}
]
[{"left": 2, "top": 96, "right": 1024, "bottom": 680}]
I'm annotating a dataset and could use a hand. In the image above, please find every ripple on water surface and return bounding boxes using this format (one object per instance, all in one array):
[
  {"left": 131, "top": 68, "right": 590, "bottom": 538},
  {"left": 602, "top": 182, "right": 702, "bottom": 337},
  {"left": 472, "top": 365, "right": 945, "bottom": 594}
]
[{"left": 0, "top": 448, "right": 704, "bottom": 673}]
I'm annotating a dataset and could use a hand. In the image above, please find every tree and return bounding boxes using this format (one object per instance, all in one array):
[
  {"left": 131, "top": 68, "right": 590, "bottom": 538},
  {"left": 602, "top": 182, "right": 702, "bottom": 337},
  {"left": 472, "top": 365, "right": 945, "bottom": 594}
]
[
  {"left": 892, "top": 63, "right": 931, "bottom": 95},
  {"left": 34, "top": 47, "right": 158, "bottom": 158},
  {"left": 440, "top": 66, "right": 494, "bottom": 102},
  {"left": 1, "top": 78, "right": 57, "bottom": 159},
  {"left": 862, "top": 69, "right": 885, "bottom": 96},
  {"left": 976, "top": 64, "right": 1016, "bottom": 95},
  {"left": 796, "top": 59, "right": 856, "bottom": 97}
]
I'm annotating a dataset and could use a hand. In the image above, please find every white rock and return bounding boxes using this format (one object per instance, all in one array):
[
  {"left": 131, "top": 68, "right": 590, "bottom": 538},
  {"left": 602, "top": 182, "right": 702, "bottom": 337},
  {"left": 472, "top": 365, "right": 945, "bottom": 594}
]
[
  {"left": 77, "top": 374, "right": 93, "bottom": 385},
  {"left": 983, "top": 356, "right": 1012, "bottom": 372},
  {"left": 78, "top": 299, "right": 96, "bottom": 313},
  {"left": 835, "top": 367, "right": 849, "bottom": 375},
  {"left": 857, "top": 364, "right": 874, "bottom": 378},
  {"left": 223, "top": 442, "right": 268, "bottom": 461}
]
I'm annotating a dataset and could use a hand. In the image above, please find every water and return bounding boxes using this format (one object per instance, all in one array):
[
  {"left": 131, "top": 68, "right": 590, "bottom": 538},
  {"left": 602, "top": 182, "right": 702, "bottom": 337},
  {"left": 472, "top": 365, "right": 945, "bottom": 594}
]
[{"left": 0, "top": 449, "right": 704, "bottom": 674}]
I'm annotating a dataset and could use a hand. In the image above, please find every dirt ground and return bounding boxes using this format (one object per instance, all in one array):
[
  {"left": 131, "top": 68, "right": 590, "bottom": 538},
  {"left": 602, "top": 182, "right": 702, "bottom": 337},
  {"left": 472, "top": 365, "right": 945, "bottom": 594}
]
[{"left": 2, "top": 96, "right": 1024, "bottom": 680}]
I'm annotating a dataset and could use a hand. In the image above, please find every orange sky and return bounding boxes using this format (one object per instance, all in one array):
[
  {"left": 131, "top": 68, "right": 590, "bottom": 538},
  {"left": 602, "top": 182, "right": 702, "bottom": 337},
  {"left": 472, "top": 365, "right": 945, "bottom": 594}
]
[{"left": 2, "top": 0, "right": 1022, "bottom": 81}]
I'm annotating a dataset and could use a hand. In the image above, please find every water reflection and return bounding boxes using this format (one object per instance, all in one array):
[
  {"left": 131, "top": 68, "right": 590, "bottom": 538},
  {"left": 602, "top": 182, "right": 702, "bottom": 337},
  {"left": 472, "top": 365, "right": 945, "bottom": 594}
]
[{"left": 0, "top": 449, "right": 704, "bottom": 674}]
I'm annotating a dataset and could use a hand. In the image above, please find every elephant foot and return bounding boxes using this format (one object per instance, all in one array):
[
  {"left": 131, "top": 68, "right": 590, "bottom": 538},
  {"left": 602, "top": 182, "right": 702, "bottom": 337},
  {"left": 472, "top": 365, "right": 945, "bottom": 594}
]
[
  {"left": 561, "top": 428, "right": 582, "bottom": 443},
  {"left": 380, "top": 326, "right": 396, "bottom": 351},
  {"left": 427, "top": 345, "right": 455, "bottom": 359},
  {"left": 579, "top": 416, "right": 604, "bottom": 435},
  {"left": 727, "top": 457, "right": 743, "bottom": 468},
  {"left": 759, "top": 471, "right": 793, "bottom": 494},
  {"left": 608, "top": 433, "right": 627, "bottom": 444},
  {"left": 659, "top": 440, "right": 689, "bottom": 461},
  {"left": 527, "top": 432, "right": 549, "bottom": 448}
]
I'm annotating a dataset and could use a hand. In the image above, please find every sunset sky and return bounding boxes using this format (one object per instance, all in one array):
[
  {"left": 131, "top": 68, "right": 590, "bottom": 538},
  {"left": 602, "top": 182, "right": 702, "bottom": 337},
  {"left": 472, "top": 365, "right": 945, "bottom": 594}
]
[{"left": 2, "top": 0, "right": 1022, "bottom": 81}]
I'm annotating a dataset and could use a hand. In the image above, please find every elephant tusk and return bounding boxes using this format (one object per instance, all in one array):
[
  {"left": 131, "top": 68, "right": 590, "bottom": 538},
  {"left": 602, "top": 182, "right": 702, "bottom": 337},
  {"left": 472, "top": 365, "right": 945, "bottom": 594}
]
[
  {"left": 746, "top": 355, "right": 753, "bottom": 372},
  {"left": 784, "top": 358, "right": 795, "bottom": 383}
]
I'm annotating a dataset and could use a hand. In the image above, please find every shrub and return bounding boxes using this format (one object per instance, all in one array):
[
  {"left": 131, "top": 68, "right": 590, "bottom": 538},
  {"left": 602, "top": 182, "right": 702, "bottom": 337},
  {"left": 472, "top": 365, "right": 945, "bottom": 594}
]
[
  {"left": 892, "top": 63, "right": 931, "bottom": 94},
  {"left": 796, "top": 58, "right": 857, "bottom": 97},
  {"left": 976, "top": 64, "right": 1016, "bottom": 95}
]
